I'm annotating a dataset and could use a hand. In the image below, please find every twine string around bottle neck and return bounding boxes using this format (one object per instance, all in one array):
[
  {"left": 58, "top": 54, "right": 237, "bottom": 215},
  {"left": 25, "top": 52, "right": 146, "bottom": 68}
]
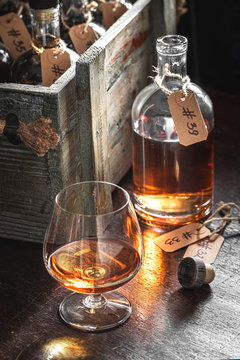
[
  {"left": 17, "top": 1, "right": 30, "bottom": 16},
  {"left": 83, "top": 8, "right": 93, "bottom": 32},
  {"left": 198, "top": 201, "right": 240, "bottom": 240},
  {"left": 152, "top": 63, "right": 190, "bottom": 97},
  {"left": 61, "top": 1, "right": 97, "bottom": 33},
  {"left": 31, "top": 38, "right": 67, "bottom": 56}
]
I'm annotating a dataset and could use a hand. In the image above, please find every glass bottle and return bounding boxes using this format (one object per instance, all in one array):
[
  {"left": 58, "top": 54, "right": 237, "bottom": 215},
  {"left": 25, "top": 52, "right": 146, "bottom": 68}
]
[
  {"left": 60, "top": 0, "right": 106, "bottom": 49},
  {"left": 0, "top": 1, "right": 31, "bottom": 32},
  {"left": 0, "top": 0, "right": 17, "bottom": 16},
  {"left": 17, "top": 0, "right": 31, "bottom": 33},
  {"left": 11, "top": 0, "right": 79, "bottom": 85},
  {"left": 132, "top": 35, "right": 214, "bottom": 228},
  {"left": 91, "top": 0, "right": 105, "bottom": 25},
  {"left": 0, "top": 41, "right": 12, "bottom": 82}
]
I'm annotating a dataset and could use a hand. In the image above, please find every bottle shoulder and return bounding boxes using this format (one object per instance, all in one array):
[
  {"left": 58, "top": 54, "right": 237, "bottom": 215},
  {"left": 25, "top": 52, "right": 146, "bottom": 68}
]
[
  {"left": 132, "top": 81, "right": 214, "bottom": 127},
  {"left": 132, "top": 83, "right": 159, "bottom": 122}
]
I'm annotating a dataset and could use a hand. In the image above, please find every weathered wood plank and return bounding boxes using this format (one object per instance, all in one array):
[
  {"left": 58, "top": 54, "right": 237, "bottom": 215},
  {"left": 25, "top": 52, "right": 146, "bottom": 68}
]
[
  {"left": 0, "top": 65, "right": 78, "bottom": 243},
  {"left": 76, "top": 0, "right": 176, "bottom": 184}
]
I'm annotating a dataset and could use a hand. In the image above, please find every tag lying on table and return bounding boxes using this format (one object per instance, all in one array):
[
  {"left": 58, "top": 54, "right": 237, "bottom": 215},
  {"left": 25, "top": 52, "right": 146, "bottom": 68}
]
[
  {"left": 154, "top": 222, "right": 211, "bottom": 252},
  {"left": 168, "top": 89, "right": 208, "bottom": 146},
  {"left": 183, "top": 233, "right": 224, "bottom": 264}
]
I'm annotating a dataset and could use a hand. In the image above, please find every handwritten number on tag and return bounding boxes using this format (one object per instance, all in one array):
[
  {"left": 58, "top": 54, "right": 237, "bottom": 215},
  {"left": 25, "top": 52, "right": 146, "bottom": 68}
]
[
  {"left": 168, "top": 89, "right": 208, "bottom": 146},
  {"left": 187, "top": 122, "right": 199, "bottom": 135},
  {"left": 165, "top": 236, "right": 180, "bottom": 245},
  {"left": 154, "top": 223, "right": 212, "bottom": 253},
  {"left": 13, "top": 39, "right": 26, "bottom": 52}
]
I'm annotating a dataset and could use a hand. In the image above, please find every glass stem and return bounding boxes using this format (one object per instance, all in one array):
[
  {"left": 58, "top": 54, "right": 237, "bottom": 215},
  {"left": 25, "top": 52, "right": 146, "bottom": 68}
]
[{"left": 83, "top": 294, "right": 107, "bottom": 310}]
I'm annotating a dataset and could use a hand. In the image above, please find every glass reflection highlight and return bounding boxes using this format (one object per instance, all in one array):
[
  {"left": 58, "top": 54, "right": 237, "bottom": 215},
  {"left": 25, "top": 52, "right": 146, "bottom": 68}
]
[
  {"left": 138, "top": 226, "right": 166, "bottom": 288},
  {"left": 43, "top": 337, "right": 91, "bottom": 359}
]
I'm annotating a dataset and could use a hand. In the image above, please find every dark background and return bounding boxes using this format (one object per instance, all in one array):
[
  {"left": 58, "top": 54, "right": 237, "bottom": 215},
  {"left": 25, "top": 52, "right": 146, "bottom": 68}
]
[{"left": 177, "top": 0, "right": 240, "bottom": 94}]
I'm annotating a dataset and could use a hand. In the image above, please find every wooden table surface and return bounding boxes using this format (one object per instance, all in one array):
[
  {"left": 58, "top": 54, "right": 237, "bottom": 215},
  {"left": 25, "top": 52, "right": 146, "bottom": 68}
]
[{"left": 1, "top": 89, "right": 240, "bottom": 360}]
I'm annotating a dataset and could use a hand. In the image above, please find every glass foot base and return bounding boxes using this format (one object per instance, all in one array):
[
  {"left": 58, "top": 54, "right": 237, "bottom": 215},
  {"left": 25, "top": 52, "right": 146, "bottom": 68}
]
[{"left": 59, "top": 292, "right": 131, "bottom": 332}]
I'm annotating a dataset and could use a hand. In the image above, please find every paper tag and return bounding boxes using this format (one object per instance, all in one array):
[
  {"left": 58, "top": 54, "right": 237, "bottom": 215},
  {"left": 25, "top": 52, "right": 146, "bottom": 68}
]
[
  {"left": 0, "top": 12, "right": 31, "bottom": 59},
  {"left": 102, "top": 2, "right": 127, "bottom": 29},
  {"left": 168, "top": 89, "right": 208, "bottom": 146},
  {"left": 41, "top": 49, "right": 71, "bottom": 87},
  {"left": 69, "top": 24, "right": 98, "bottom": 55},
  {"left": 183, "top": 233, "right": 224, "bottom": 264},
  {"left": 154, "top": 222, "right": 211, "bottom": 252}
]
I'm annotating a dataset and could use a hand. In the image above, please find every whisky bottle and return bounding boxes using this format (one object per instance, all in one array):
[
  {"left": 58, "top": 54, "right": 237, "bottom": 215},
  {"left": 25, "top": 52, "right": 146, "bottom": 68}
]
[
  {"left": 60, "top": 0, "right": 106, "bottom": 49},
  {"left": 132, "top": 35, "right": 214, "bottom": 228},
  {"left": 91, "top": 0, "right": 105, "bottom": 25},
  {"left": 11, "top": 0, "right": 79, "bottom": 85},
  {"left": 0, "top": 41, "right": 12, "bottom": 82},
  {"left": 0, "top": 0, "right": 17, "bottom": 16},
  {"left": 0, "top": 0, "right": 31, "bottom": 31},
  {"left": 17, "top": 0, "right": 31, "bottom": 33}
]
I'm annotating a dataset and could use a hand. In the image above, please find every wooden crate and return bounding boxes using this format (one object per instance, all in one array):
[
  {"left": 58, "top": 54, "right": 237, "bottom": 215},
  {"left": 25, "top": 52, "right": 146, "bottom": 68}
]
[{"left": 0, "top": 0, "right": 175, "bottom": 243}]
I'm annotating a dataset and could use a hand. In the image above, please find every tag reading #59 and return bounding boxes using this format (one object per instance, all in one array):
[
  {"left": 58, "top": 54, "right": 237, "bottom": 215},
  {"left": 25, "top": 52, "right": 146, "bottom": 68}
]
[
  {"left": 168, "top": 89, "right": 208, "bottom": 146},
  {"left": 154, "top": 223, "right": 211, "bottom": 252}
]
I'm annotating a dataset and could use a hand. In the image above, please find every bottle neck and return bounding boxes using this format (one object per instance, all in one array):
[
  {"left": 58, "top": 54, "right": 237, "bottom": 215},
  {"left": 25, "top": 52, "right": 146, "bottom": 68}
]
[
  {"left": 31, "top": 6, "right": 60, "bottom": 49},
  {"left": 157, "top": 52, "right": 187, "bottom": 92},
  {"left": 62, "top": 0, "right": 88, "bottom": 27}
]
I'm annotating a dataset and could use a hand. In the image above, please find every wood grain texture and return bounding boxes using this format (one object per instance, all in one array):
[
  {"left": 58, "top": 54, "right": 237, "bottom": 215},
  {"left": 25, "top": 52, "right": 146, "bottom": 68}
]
[
  {"left": 0, "top": 89, "right": 240, "bottom": 360},
  {"left": 0, "top": 66, "right": 78, "bottom": 243},
  {"left": 76, "top": 0, "right": 176, "bottom": 184}
]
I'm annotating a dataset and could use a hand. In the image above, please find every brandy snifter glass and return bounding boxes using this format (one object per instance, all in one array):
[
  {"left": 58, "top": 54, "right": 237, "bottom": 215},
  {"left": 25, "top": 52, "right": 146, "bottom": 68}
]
[{"left": 43, "top": 181, "right": 144, "bottom": 331}]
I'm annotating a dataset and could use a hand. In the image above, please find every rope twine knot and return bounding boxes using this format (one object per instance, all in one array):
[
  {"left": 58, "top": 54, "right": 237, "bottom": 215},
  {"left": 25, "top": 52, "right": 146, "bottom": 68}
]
[
  {"left": 31, "top": 38, "right": 67, "bottom": 56},
  {"left": 198, "top": 201, "right": 240, "bottom": 241},
  {"left": 61, "top": 0, "right": 98, "bottom": 32},
  {"left": 151, "top": 63, "right": 190, "bottom": 97}
]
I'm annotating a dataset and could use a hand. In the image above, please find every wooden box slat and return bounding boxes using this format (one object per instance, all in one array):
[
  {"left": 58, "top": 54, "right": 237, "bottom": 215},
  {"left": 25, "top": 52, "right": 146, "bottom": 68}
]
[
  {"left": 76, "top": 0, "right": 175, "bottom": 184},
  {"left": 0, "top": 67, "right": 79, "bottom": 242}
]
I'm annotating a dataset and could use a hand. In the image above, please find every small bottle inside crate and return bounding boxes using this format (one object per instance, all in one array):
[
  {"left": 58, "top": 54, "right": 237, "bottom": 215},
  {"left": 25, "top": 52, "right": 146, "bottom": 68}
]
[
  {"left": 60, "top": 0, "right": 106, "bottom": 49},
  {"left": 11, "top": 0, "right": 78, "bottom": 85},
  {"left": 0, "top": 41, "right": 12, "bottom": 82}
]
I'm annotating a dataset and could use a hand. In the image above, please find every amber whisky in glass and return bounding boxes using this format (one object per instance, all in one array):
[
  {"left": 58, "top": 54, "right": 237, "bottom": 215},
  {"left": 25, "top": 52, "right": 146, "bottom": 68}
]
[{"left": 43, "top": 181, "right": 143, "bottom": 331}]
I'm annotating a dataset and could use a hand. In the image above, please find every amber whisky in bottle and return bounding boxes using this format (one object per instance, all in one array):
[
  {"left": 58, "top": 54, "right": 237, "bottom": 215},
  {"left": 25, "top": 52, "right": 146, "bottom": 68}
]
[{"left": 132, "top": 35, "right": 214, "bottom": 227}]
